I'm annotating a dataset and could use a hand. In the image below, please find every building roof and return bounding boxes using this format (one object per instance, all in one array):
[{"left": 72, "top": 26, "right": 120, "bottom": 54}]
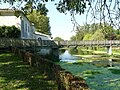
[
  {"left": 0, "top": 9, "right": 31, "bottom": 22},
  {"left": 0, "top": 9, "right": 35, "bottom": 31},
  {"left": 35, "top": 31, "right": 50, "bottom": 37},
  {"left": 0, "top": 9, "right": 19, "bottom": 16}
]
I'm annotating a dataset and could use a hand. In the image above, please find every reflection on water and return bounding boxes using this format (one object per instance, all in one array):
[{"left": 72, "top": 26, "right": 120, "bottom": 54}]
[
  {"left": 59, "top": 50, "right": 80, "bottom": 62},
  {"left": 59, "top": 50, "right": 115, "bottom": 67},
  {"left": 109, "top": 59, "right": 113, "bottom": 67},
  {"left": 59, "top": 50, "right": 120, "bottom": 67}
]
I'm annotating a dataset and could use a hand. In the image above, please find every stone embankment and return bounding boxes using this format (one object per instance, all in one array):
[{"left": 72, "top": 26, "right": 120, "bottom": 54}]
[{"left": 11, "top": 47, "right": 89, "bottom": 90}]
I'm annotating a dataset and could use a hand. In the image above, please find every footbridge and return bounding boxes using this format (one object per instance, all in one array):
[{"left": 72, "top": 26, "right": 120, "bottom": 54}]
[
  {"left": 1, "top": 39, "right": 120, "bottom": 55},
  {"left": 55, "top": 40, "right": 120, "bottom": 47},
  {"left": 55, "top": 40, "right": 120, "bottom": 55}
]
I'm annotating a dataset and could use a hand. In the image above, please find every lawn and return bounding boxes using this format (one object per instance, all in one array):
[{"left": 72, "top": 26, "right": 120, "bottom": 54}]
[{"left": 0, "top": 53, "right": 58, "bottom": 90}]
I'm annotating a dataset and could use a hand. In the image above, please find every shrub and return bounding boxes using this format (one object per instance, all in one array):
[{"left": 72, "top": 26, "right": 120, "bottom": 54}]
[
  {"left": 0, "top": 26, "right": 20, "bottom": 38},
  {"left": 77, "top": 48, "right": 84, "bottom": 55},
  {"left": 69, "top": 48, "right": 78, "bottom": 55}
]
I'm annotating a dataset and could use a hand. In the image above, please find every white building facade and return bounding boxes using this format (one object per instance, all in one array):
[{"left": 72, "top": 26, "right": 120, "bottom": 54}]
[{"left": 0, "top": 9, "right": 35, "bottom": 39}]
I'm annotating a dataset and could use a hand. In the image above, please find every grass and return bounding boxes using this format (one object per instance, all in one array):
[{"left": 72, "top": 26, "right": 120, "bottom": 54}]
[
  {"left": 109, "top": 69, "right": 120, "bottom": 74},
  {"left": 0, "top": 53, "right": 58, "bottom": 90},
  {"left": 58, "top": 61, "right": 120, "bottom": 90}
]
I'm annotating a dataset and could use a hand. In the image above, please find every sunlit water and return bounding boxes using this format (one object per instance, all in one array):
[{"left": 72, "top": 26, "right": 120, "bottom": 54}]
[
  {"left": 59, "top": 50, "right": 80, "bottom": 62},
  {"left": 59, "top": 50, "right": 120, "bottom": 90}
]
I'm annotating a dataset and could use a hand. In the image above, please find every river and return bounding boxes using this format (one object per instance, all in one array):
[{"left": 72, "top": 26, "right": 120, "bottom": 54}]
[{"left": 58, "top": 50, "right": 120, "bottom": 90}]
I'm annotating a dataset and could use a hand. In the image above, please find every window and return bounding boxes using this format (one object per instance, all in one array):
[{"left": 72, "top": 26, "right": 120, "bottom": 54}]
[
  {"left": 25, "top": 23, "right": 27, "bottom": 38},
  {"left": 21, "top": 20, "right": 25, "bottom": 37},
  {"left": 28, "top": 26, "right": 30, "bottom": 32}
]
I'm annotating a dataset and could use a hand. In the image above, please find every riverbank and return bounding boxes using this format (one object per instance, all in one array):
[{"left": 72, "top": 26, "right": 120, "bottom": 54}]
[
  {"left": 74, "top": 49, "right": 120, "bottom": 61},
  {"left": 58, "top": 61, "right": 120, "bottom": 90},
  {"left": 59, "top": 49, "right": 120, "bottom": 90},
  {"left": 0, "top": 47, "right": 89, "bottom": 90},
  {"left": 0, "top": 52, "right": 57, "bottom": 90}
]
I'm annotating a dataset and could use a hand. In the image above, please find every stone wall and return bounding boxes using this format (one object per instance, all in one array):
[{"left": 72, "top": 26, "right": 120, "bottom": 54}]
[{"left": 11, "top": 47, "right": 89, "bottom": 90}]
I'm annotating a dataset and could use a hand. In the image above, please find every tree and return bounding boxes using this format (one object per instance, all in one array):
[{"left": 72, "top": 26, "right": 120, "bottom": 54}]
[
  {"left": 71, "top": 25, "right": 88, "bottom": 41},
  {"left": 91, "top": 29, "right": 105, "bottom": 40},
  {"left": 115, "top": 30, "right": 120, "bottom": 40},
  {"left": 54, "top": 37, "right": 64, "bottom": 41},
  {"left": 22, "top": 2, "right": 48, "bottom": 16},
  {"left": 101, "top": 24, "right": 117, "bottom": 40},
  {"left": 57, "top": 0, "right": 120, "bottom": 29},
  {"left": 27, "top": 10, "right": 51, "bottom": 35},
  {"left": 1, "top": 0, "right": 120, "bottom": 28},
  {"left": 83, "top": 33, "right": 92, "bottom": 40},
  {"left": 70, "top": 35, "right": 77, "bottom": 41}
]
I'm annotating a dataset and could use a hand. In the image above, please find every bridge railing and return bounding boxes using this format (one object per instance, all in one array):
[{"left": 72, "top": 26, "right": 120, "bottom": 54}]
[
  {"left": 0, "top": 38, "right": 58, "bottom": 48},
  {"left": 57, "top": 40, "right": 120, "bottom": 46},
  {"left": 1, "top": 39, "right": 120, "bottom": 48}
]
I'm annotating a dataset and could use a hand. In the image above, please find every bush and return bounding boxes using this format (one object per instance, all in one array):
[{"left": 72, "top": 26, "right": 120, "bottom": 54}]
[
  {"left": 77, "top": 48, "right": 84, "bottom": 55},
  {"left": 69, "top": 48, "right": 78, "bottom": 55},
  {"left": 0, "top": 26, "right": 20, "bottom": 38}
]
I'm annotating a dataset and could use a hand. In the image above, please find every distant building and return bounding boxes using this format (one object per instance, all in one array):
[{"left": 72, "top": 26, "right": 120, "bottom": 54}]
[{"left": 0, "top": 9, "right": 35, "bottom": 39}]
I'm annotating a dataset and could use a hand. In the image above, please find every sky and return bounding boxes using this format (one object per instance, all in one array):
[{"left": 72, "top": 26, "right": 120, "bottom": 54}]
[
  {"left": 0, "top": 1, "right": 87, "bottom": 40},
  {"left": 45, "top": 1, "right": 86, "bottom": 40},
  {"left": 45, "top": 0, "right": 117, "bottom": 40}
]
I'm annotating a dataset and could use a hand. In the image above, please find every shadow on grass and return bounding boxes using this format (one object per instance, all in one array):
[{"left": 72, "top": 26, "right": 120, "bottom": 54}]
[{"left": 0, "top": 53, "right": 57, "bottom": 90}]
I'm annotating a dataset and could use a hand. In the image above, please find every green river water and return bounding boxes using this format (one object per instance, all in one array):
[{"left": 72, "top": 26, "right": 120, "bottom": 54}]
[{"left": 58, "top": 50, "right": 120, "bottom": 90}]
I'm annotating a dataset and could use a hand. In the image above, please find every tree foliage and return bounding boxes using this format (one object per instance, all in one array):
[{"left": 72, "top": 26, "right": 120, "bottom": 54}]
[
  {"left": 0, "top": 26, "right": 20, "bottom": 38},
  {"left": 54, "top": 37, "right": 64, "bottom": 41},
  {"left": 70, "top": 23, "right": 118, "bottom": 41},
  {"left": 22, "top": 2, "right": 48, "bottom": 16},
  {"left": 83, "top": 33, "right": 92, "bottom": 40},
  {"left": 91, "top": 29, "right": 105, "bottom": 40},
  {"left": 70, "top": 35, "right": 77, "bottom": 41},
  {"left": 101, "top": 24, "right": 116, "bottom": 40},
  {"left": 1, "top": 0, "right": 120, "bottom": 28},
  {"left": 56, "top": 0, "right": 87, "bottom": 15},
  {"left": 27, "top": 10, "right": 51, "bottom": 35}
]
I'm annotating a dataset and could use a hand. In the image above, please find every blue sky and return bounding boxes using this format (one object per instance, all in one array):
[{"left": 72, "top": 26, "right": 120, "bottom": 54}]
[{"left": 45, "top": 1, "right": 86, "bottom": 40}]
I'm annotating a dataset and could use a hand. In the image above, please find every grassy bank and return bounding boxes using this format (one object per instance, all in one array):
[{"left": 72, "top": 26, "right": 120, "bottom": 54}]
[{"left": 0, "top": 53, "right": 57, "bottom": 90}]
